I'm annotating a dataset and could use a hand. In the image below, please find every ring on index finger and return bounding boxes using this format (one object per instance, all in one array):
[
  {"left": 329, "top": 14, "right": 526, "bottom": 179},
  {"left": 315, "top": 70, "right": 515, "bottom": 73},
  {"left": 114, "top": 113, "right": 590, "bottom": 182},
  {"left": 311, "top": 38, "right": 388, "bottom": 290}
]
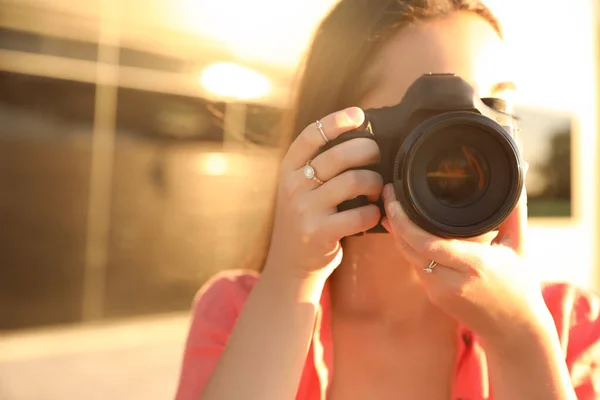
[{"left": 315, "top": 120, "right": 330, "bottom": 144}]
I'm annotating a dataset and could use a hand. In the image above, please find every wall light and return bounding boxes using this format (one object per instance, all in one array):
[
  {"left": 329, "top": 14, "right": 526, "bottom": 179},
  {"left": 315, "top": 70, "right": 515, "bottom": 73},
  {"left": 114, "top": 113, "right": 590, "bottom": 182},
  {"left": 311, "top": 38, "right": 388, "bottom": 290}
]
[
  {"left": 199, "top": 62, "right": 271, "bottom": 101},
  {"left": 200, "top": 153, "right": 229, "bottom": 176}
]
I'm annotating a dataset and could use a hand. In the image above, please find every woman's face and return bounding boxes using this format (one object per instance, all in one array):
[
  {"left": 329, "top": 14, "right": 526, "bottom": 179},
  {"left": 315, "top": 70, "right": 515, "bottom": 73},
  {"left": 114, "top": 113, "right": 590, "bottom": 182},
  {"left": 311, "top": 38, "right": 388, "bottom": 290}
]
[
  {"left": 359, "top": 11, "right": 519, "bottom": 244},
  {"left": 360, "top": 11, "right": 515, "bottom": 110}
]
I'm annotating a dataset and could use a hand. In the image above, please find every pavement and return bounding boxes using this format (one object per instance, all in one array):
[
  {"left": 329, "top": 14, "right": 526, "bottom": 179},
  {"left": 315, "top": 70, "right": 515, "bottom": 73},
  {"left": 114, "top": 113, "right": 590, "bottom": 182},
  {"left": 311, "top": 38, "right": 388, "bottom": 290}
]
[{"left": 0, "top": 313, "right": 190, "bottom": 400}]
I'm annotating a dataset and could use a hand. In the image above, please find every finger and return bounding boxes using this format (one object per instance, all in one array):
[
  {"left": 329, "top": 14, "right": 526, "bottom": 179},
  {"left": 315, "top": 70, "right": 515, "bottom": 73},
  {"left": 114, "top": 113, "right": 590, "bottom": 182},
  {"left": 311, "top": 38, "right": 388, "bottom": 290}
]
[
  {"left": 384, "top": 216, "right": 460, "bottom": 280},
  {"left": 285, "top": 162, "right": 383, "bottom": 201},
  {"left": 282, "top": 107, "right": 365, "bottom": 170},
  {"left": 309, "top": 137, "right": 380, "bottom": 181},
  {"left": 325, "top": 204, "right": 381, "bottom": 239},
  {"left": 381, "top": 216, "right": 391, "bottom": 233},
  {"left": 382, "top": 183, "right": 484, "bottom": 273},
  {"left": 383, "top": 216, "right": 446, "bottom": 273},
  {"left": 494, "top": 162, "right": 529, "bottom": 255},
  {"left": 309, "top": 169, "right": 384, "bottom": 207}
]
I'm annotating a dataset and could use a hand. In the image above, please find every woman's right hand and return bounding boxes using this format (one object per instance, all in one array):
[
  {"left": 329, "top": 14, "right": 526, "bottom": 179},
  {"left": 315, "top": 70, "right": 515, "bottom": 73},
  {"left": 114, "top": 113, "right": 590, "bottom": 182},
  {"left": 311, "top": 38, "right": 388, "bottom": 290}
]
[{"left": 263, "top": 107, "right": 383, "bottom": 281}]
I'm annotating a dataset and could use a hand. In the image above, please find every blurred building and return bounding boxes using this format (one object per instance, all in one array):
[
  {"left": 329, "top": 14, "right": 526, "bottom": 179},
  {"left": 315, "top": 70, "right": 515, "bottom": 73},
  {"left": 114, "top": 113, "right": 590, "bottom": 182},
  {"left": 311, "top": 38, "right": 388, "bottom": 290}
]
[{"left": 0, "top": 0, "right": 599, "bottom": 399}]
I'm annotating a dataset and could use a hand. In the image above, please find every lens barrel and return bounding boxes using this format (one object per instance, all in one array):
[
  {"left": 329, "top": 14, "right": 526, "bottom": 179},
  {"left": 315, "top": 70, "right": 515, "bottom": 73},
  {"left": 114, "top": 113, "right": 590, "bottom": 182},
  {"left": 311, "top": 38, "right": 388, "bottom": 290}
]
[{"left": 393, "top": 111, "right": 524, "bottom": 238}]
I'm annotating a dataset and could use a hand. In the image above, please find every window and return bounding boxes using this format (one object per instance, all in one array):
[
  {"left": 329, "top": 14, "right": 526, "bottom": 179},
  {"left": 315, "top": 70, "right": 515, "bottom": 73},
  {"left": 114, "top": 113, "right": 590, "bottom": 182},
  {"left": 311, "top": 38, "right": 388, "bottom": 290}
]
[
  {"left": 516, "top": 105, "right": 573, "bottom": 218},
  {"left": 0, "top": 72, "right": 95, "bottom": 330}
]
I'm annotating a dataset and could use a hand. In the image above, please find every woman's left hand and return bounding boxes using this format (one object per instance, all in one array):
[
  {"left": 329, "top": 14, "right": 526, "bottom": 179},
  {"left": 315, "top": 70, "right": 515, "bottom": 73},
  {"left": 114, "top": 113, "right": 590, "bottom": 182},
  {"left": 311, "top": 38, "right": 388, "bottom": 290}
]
[{"left": 380, "top": 180, "right": 555, "bottom": 348}]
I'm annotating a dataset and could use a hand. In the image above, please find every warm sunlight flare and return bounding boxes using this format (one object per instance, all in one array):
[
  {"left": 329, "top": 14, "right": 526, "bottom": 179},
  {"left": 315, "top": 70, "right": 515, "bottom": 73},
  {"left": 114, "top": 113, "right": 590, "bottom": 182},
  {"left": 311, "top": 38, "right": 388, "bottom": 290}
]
[
  {"left": 485, "top": 0, "right": 593, "bottom": 111},
  {"left": 177, "top": 0, "right": 333, "bottom": 66},
  {"left": 177, "top": 0, "right": 593, "bottom": 111},
  {"left": 199, "top": 152, "right": 229, "bottom": 176},
  {"left": 199, "top": 62, "right": 271, "bottom": 100}
]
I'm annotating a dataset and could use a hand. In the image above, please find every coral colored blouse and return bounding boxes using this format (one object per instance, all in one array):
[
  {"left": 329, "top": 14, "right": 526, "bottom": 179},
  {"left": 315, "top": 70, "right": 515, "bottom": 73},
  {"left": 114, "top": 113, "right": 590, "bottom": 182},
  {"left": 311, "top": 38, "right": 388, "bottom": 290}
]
[{"left": 175, "top": 271, "right": 600, "bottom": 400}]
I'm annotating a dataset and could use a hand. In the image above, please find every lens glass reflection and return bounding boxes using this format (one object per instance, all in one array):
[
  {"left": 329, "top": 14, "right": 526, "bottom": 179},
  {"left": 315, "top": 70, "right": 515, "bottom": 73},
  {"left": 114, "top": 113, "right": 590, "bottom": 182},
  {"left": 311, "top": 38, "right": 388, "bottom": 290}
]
[{"left": 426, "top": 145, "right": 490, "bottom": 207}]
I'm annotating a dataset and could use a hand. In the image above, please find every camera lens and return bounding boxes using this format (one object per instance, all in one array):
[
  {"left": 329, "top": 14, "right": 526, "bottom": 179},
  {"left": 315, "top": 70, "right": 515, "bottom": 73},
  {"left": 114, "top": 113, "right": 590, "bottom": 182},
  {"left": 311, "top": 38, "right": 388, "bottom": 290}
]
[
  {"left": 425, "top": 145, "right": 490, "bottom": 208},
  {"left": 393, "top": 111, "right": 523, "bottom": 239}
]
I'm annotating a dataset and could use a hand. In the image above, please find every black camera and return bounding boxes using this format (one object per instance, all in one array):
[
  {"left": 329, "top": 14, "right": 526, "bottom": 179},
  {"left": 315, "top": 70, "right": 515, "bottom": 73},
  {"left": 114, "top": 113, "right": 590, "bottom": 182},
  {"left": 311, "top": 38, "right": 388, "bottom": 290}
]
[{"left": 321, "top": 73, "right": 524, "bottom": 238}]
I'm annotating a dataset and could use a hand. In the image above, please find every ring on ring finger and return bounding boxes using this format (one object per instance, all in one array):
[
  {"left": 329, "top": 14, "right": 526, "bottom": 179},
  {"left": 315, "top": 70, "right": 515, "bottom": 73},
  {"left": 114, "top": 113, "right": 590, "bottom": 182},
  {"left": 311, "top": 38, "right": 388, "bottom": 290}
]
[
  {"left": 304, "top": 160, "right": 325, "bottom": 185},
  {"left": 423, "top": 260, "right": 438, "bottom": 274}
]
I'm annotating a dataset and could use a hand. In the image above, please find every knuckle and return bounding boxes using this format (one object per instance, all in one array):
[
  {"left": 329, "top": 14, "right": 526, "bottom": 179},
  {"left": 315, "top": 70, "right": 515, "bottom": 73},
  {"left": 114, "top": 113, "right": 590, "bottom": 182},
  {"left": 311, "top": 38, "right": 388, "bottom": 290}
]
[
  {"left": 416, "top": 238, "right": 437, "bottom": 254},
  {"left": 300, "top": 219, "right": 321, "bottom": 244},
  {"left": 470, "top": 253, "right": 487, "bottom": 271},
  {"left": 292, "top": 195, "right": 311, "bottom": 217},
  {"left": 346, "top": 170, "right": 364, "bottom": 191},
  {"left": 329, "top": 145, "right": 346, "bottom": 165}
]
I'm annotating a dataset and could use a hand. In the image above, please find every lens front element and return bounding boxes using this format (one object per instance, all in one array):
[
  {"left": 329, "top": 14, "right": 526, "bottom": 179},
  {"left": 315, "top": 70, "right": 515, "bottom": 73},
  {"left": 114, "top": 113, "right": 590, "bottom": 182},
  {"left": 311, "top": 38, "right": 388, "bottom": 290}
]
[
  {"left": 426, "top": 145, "right": 490, "bottom": 208},
  {"left": 393, "top": 111, "right": 523, "bottom": 239}
]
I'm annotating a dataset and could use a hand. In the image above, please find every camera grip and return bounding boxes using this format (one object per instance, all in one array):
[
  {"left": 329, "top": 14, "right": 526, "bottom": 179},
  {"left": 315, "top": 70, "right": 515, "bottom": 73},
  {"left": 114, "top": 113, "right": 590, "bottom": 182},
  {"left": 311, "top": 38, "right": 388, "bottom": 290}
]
[{"left": 317, "top": 129, "right": 386, "bottom": 235}]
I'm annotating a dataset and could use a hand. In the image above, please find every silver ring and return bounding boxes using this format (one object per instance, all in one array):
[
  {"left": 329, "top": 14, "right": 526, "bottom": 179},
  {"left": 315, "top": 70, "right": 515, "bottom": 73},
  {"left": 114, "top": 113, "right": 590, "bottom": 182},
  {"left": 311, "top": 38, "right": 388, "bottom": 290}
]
[
  {"left": 315, "top": 120, "right": 329, "bottom": 144},
  {"left": 423, "top": 260, "right": 437, "bottom": 274},
  {"left": 303, "top": 161, "right": 324, "bottom": 185}
]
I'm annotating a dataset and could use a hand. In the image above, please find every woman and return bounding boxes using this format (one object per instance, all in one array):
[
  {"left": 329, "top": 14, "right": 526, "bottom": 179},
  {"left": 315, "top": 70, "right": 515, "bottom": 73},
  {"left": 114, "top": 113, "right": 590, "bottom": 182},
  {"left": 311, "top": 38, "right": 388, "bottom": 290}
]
[{"left": 176, "top": 1, "right": 600, "bottom": 399}]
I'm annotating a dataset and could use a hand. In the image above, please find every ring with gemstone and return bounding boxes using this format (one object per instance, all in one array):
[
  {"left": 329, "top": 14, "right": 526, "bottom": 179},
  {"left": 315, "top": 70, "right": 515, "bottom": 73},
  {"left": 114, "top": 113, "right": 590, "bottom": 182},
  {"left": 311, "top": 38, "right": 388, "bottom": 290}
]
[
  {"left": 423, "top": 260, "right": 438, "bottom": 274},
  {"left": 303, "top": 161, "right": 325, "bottom": 185},
  {"left": 315, "top": 120, "right": 329, "bottom": 144}
]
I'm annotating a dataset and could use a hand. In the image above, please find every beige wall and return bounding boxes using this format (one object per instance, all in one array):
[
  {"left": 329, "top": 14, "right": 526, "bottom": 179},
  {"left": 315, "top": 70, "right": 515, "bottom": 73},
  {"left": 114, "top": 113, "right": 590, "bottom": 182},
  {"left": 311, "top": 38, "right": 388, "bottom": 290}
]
[{"left": 489, "top": 0, "right": 600, "bottom": 287}]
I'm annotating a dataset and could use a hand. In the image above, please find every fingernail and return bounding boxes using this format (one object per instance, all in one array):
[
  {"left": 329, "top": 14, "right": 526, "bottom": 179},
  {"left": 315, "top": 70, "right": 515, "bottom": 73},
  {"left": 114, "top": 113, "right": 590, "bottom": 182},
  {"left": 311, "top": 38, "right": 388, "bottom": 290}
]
[
  {"left": 346, "top": 107, "right": 365, "bottom": 125},
  {"left": 383, "top": 184, "right": 393, "bottom": 200},
  {"left": 382, "top": 184, "right": 390, "bottom": 200},
  {"left": 386, "top": 201, "right": 401, "bottom": 218}
]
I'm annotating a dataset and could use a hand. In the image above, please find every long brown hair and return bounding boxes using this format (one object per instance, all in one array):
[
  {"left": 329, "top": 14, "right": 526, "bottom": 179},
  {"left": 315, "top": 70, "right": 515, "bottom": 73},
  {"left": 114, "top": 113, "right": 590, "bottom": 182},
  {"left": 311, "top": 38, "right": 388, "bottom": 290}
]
[{"left": 247, "top": 0, "right": 502, "bottom": 271}]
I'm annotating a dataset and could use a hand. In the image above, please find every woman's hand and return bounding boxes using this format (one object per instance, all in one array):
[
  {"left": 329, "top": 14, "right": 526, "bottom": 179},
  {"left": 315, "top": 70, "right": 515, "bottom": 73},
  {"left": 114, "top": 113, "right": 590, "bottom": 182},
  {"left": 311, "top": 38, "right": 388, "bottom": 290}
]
[
  {"left": 381, "top": 180, "right": 578, "bottom": 399},
  {"left": 380, "top": 179, "right": 554, "bottom": 347},
  {"left": 264, "top": 107, "right": 383, "bottom": 281},
  {"left": 197, "top": 107, "right": 382, "bottom": 400}
]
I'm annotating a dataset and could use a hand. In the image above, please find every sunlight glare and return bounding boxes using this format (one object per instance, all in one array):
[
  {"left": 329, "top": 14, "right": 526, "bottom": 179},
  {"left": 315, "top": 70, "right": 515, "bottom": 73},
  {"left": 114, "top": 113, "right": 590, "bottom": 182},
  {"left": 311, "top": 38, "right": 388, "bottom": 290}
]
[
  {"left": 199, "top": 62, "right": 271, "bottom": 100},
  {"left": 200, "top": 153, "right": 229, "bottom": 176},
  {"left": 178, "top": 0, "right": 334, "bottom": 66}
]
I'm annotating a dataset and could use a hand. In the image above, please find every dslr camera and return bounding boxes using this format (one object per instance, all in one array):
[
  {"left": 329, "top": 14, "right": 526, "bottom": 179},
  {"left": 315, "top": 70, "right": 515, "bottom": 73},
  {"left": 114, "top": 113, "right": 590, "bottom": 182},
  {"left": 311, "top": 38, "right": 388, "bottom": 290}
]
[{"left": 321, "top": 73, "right": 524, "bottom": 238}]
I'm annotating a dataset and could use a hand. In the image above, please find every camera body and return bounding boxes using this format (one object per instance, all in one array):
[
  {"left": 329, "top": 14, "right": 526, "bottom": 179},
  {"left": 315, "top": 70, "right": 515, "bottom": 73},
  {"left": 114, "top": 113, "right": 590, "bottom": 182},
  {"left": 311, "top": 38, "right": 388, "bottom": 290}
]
[{"left": 320, "top": 73, "right": 524, "bottom": 238}]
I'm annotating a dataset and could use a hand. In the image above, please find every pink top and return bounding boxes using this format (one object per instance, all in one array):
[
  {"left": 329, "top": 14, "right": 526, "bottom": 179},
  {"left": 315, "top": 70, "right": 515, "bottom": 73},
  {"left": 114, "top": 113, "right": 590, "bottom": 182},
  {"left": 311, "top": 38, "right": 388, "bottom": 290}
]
[{"left": 175, "top": 270, "right": 600, "bottom": 400}]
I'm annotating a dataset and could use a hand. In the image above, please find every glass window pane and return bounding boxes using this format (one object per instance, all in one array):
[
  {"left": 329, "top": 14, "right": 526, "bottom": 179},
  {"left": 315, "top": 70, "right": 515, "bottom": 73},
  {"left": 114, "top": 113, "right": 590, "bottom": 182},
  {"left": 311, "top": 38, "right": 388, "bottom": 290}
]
[
  {"left": 516, "top": 105, "right": 573, "bottom": 218},
  {"left": 0, "top": 27, "right": 98, "bottom": 62},
  {"left": 105, "top": 87, "right": 280, "bottom": 318},
  {"left": 0, "top": 71, "right": 95, "bottom": 330}
]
